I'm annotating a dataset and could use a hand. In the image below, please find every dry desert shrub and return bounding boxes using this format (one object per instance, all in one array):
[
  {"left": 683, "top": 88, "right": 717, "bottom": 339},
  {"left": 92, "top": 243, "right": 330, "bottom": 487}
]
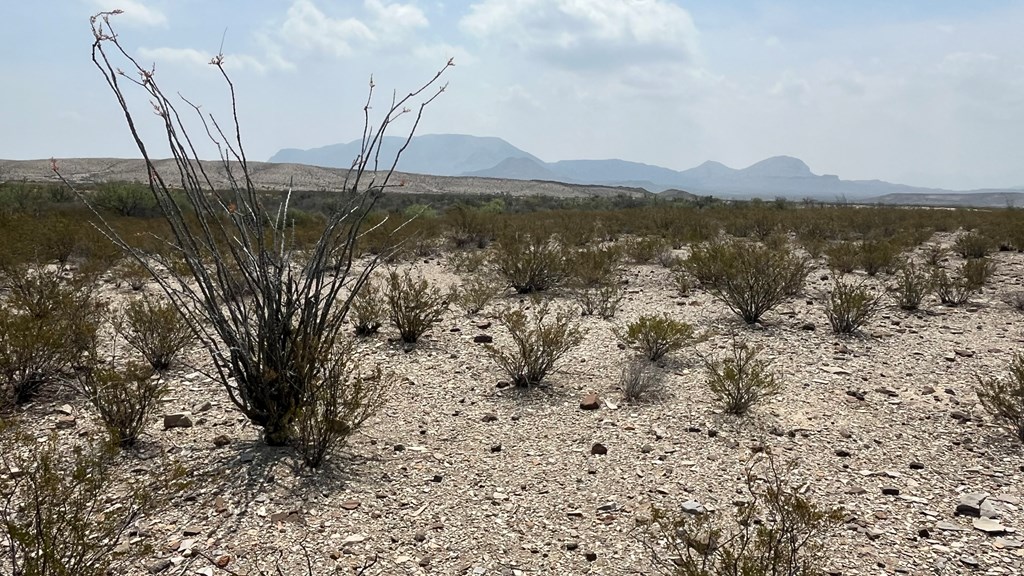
[
  {"left": 455, "top": 273, "right": 507, "bottom": 315},
  {"left": 685, "top": 240, "right": 809, "bottom": 324},
  {"left": 976, "top": 352, "right": 1024, "bottom": 443},
  {"left": 857, "top": 239, "right": 900, "bottom": 276},
  {"left": 115, "top": 295, "right": 193, "bottom": 372},
  {"left": 619, "top": 314, "right": 700, "bottom": 362},
  {"left": 622, "top": 236, "right": 670, "bottom": 264},
  {"left": 953, "top": 230, "right": 995, "bottom": 259},
  {"left": 564, "top": 245, "right": 623, "bottom": 318},
  {"left": 889, "top": 261, "right": 932, "bottom": 311},
  {"left": 59, "top": 12, "right": 453, "bottom": 446},
  {"left": 703, "top": 340, "right": 781, "bottom": 415},
  {"left": 643, "top": 452, "right": 842, "bottom": 576},
  {"left": 350, "top": 277, "right": 387, "bottom": 336},
  {"left": 825, "top": 278, "right": 884, "bottom": 335},
  {"left": 486, "top": 298, "right": 585, "bottom": 388},
  {"left": 933, "top": 258, "right": 994, "bottom": 306},
  {"left": 1002, "top": 290, "right": 1024, "bottom": 313},
  {"left": 824, "top": 241, "right": 859, "bottom": 274},
  {"left": 385, "top": 269, "right": 451, "bottom": 345},
  {"left": 294, "top": 340, "right": 390, "bottom": 468},
  {"left": 74, "top": 359, "right": 164, "bottom": 448},
  {"left": 493, "top": 232, "right": 565, "bottom": 294},
  {"left": 0, "top": 424, "right": 181, "bottom": 575},
  {"left": 619, "top": 358, "right": 666, "bottom": 403}
]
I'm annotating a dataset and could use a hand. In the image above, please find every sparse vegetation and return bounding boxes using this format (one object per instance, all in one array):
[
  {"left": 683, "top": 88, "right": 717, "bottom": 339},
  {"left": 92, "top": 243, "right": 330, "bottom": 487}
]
[
  {"left": 350, "top": 277, "right": 387, "bottom": 336},
  {"left": 975, "top": 352, "right": 1024, "bottom": 443},
  {"left": 620, "top": 314, "right": 700, "bottom": 361},
  {"left": 644, "top": 452, "right": 842, "bottom": 576},
  {"left": 826, "top": 278, "right": 884, "bottom": 334},
  {"left": 455, "top": 273, "right": 507, "bottom": 315},
  {"left": 0, "top": 426, "right": 175, "bottom": 575},
  {"left": 494, "top": 232, "right": 564, "bottom": 293},
  {"left": 889, "top": 261, "right": 932, "bottom": 311},
  {"left": 704, "top": 340, "right": 781, "bottom": 415},
  {"left": 486, "top": 299, "right": 585, "bottom": 388},
  {"left": 565, "top": 245, "right": 623, "bottom": 318},
  {"left": 685, "top": 240, "right": 809, "bottom": 324},
  {"left": 294, "top": 340, "right": 390, "bottom": 468},
  {"left": 619, "top": 358, "right": 666, "bottom": 403},
  {"left": 74, "top": 360, "right": 164, "bottom": 448},
  {"left": 115, "top": 295, "right": 193, "bottom": 371},
  {"left": 385, "top": 269, "right": 451, "bottom": 345},
  {"left": 953, "top": 230, "right": 994, "bottom": 259}
]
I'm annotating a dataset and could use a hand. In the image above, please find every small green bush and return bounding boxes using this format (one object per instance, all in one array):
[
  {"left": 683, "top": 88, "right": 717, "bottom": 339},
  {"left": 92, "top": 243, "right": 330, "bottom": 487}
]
[
  {"left": 116, "top": 295, "right": 192, "bottom": 371},
  {"left": 565, "top": 246, "right": 623, "bottom": 318},
  {"left": 620, "top": 358, "right": 666, "bottom": 403},
  {"left": 953, "top": 231, "right": 995, "bottom": 259},
  {"left": 622, "top": 236, "right": 669, "bottom": 264},
  {"left": 0, "top": 427, "right": 173, "bottom": 576},
  {"left": 486, "top": 299, "right": 585, "bottom": 388},
  {"left": 493, "top": 232, "right": 564, "bottom": 293},
  {"left": 350, "top": 277, "right": 387, "bottom": 336},
  {"left": 294, "top": 340, "right": 390, "bottom": 468},
  {"left": 858, "top": 239, "right": 899, "bottom": 276},
  {"left": 620, "top": 314, "right": 699, "bottom": 362},
  {"left": 685, "top": 240, "right": 809, "bottom": 324},
  {"left": 933, "top": 259, "right": 993, "bottom": 306},
  {"left": 75, "top": 360, "right": 164, "bottom": 448},
  {"left": 962, "top": 256, "right": 997, "bottom": 288},
  {"left": 976, "top": 352, "right": 1024, "bottom": 443},
  {"left": 889, "top": 261, "right": 932, "bottom": 311},
  {"left": 826, "top": 279, "right": 883, "bottom": 334},
  {"left": 644, "top": 452, "right": 841, "bottom": 576},
  {"left": 704, "top": 340, "right": 781, "bottom": 415},
  {"left": 824, "top": 241, "right": 859, "bottom": 274},
  {"left": 385, "top": 269, "right": 450, "bottom": 344},
  {"left": 455, "top": 273, "right": 507, "bottom": 315},
  {"left": 923, "top": 243, "right": 949, "bottom": 266}
]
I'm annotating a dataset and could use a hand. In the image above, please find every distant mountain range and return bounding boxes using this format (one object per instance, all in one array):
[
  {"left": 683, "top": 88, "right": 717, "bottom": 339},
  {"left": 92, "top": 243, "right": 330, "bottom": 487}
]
[{"left": 271, "top": 134, "right": 1024, "bottom": 205}]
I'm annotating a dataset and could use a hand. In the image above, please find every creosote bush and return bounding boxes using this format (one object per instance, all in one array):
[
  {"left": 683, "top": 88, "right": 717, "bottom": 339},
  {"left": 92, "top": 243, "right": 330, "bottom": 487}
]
[
  {"left": 493, "top": 232, "right": 564, "bottom": 293},
  {"left": 858, "top": 239, "right": 899, "bottom": 276},
  {"left": 386, "top": 269, "right": 450, "bottom": 344},
  {"left": 685, "top": 240, "right": 809, "bottom": 324},
  {"left": 620, "top": 358, "right": 666, "bottom": 403},
  {"left": 116, "top": 294, "right": 193, "bottom": 371},
  {"left": 622, "top": 236, "right": 669, "bottom": 264},
  {"left": 889, "top": 261, "right": 932, "bottom": 311},
  {"left": 565, "top": 245, "right": 623, "bottom": 318},
  {"left": 620, "top": 314, "right": 700, "bottom": 362},
  {"left": 923, "top": 243, "right": 949, "bottom": 266},
  {"left": 350, "top": 277, "right": 386, "bottom": 336},
  {"left": 825, "top": 279, "right": 883, "bottom": 335},
  {"left": 824, "top": 241, "right": 858, "bottom": 274},
  {"left": 0, "top": 426, "right": 180, "bottom": 576},
  {"left": 294, "top": 340, "right": 390, "bottom": 468},
  {"left": 456, "top": 273, "right": 507, "bottom": 315},
  {"left": 486, "top": 299, "right": 585, "bottom": 388},
  {"left": 75, "top": 359, "right": 164, "bottom": 448},
  {"left": 975, "top": 352, "right": 1024, "bottom": 443},
  {"left": 643, "top": 452, "right": 842, "bottom": 576},
  {"left": 703, "top": 340, "right": 781, "bottom": 415},
  {"left": 932, "top": 258, "right": 993, "bottom": 306},
  {"left": 953, "top": 230, "right": 994, "bottom": 259},
  {"left": 0, "top": 267, "right": 102, "bottom": 404}
]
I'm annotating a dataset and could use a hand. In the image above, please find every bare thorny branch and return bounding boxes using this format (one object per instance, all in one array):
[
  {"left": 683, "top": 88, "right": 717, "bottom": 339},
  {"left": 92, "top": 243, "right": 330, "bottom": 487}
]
[{"left": 55, "top": 11, "right": 453, "bottom": 444}]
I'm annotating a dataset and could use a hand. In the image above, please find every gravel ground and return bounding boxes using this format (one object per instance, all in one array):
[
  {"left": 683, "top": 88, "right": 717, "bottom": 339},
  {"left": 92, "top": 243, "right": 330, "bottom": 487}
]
[{"left": 8, "top": 234, "right": 1024, "bottom": 576}]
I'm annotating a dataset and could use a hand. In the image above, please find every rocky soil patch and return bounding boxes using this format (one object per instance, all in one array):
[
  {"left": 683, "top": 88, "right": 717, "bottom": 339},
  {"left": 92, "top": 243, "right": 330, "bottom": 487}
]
[{"left": 7, "top": 234, "right": 1024, "bottom": 575}]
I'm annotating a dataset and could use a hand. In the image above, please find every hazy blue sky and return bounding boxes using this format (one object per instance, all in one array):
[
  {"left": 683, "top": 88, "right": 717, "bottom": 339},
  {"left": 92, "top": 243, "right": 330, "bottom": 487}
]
[{"left": 3, "top": 0, "right": 1023, "bottom": 189}]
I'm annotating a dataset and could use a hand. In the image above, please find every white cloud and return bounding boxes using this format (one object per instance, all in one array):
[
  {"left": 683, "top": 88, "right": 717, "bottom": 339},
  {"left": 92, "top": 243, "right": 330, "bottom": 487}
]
[
  {"left": 89, "top": 0, "right": 166, "bottom": 27},
  {"left": 138, "top": 46, "right": 284, "bottom": 74},
  {"left": 279, "top": 0, "right": 429, "bottom": 58},
  {"left": 460, "top": 0, "right": 700, "bottom": 71}
]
